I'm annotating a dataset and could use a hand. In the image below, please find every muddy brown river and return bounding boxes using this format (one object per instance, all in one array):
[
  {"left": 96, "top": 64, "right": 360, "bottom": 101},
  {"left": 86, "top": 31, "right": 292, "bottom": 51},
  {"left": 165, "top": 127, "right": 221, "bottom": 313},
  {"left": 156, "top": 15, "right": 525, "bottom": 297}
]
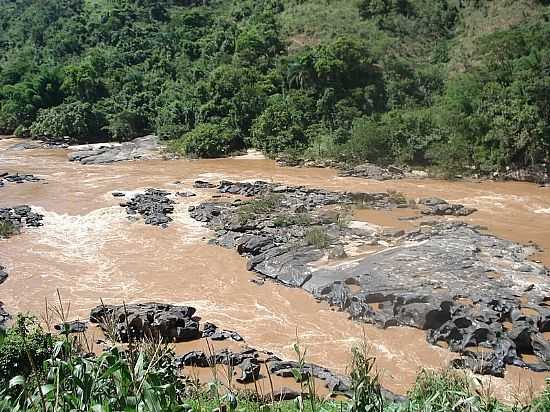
[{"left": 0, "top": 138, "right": 549, "bottom": 401}]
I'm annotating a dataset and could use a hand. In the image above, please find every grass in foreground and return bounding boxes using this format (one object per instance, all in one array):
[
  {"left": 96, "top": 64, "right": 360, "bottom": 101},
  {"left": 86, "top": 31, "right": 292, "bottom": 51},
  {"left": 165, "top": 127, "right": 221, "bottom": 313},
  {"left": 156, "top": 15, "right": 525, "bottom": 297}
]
[{"left": 0, "top": 313, "right": 548, "bottom": 412}]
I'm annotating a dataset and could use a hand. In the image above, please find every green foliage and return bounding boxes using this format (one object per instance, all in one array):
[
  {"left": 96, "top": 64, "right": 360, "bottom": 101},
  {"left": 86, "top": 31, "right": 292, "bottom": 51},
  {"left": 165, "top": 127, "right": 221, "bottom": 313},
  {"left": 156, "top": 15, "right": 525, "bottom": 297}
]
[
  {"left": 0, "top": 0, "right": 548, "bottom": 173},
  {"left": 273, "top": 213, "right": 312, "bottom": 227},
  {"left": 348, "top": 342, "right": 384, "bottom": 412},
  {"left": 171, "top": 122, "right": 239, "bottom": 158},
  {"left": 0, "top": 221, "right": 19, "bottom": 239},
  {"left": 0, "top": 315, "right": 54, "bottom": 388},
  {"left": 304, "top": 227, "right": 331, "bottom": 249},
  {"left": 237, "top": 193, "right": 282, "bottom": 224},
  {"left": 30, "top": 101, "right": 104, "bottom": 141}
]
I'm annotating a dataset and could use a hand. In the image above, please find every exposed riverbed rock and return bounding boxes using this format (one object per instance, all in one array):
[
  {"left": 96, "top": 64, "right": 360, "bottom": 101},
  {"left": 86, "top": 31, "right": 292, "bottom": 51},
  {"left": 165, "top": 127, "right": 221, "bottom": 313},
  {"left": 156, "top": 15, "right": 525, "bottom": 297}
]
[
  {"left": 189, "top": 180, "right": 550, "bottom": 377},
  {"left": 0, "top": 265, "right": 7, "bottom": 285},
  {"left": 0, "top": 205, "right": 44, "bottom": 236},
  {"left": 419, "top": 197, "right": 477, "bottom": 216},
  {"left": 0, "top": 173, "right": 43, "bottom": 187},
  {"left": 202, "top": 322, "right": 244, "bottom": 341},
  {"left": 90, "top": 303, "right": 200, "bottom": 343},
  {"left": 338, "top": 163, "right": 406, "bottom": 180},
  {"left": 120, "top": 189, "right": 175, "bottom": 226},
  {"left": 68, "top": 135, "right": 162, "bottom": 164}
]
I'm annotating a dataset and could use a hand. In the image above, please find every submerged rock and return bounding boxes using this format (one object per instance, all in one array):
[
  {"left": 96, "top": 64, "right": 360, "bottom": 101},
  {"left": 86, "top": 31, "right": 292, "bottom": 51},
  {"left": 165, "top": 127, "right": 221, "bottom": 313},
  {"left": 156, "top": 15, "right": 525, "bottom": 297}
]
[
  {"left": 90, "top": 303, "right": 200, "bottom": 343},
  {"left": 0, "top": 173, "right": 43, "bottom": 187},
  {"left": 68, "top": 135, "right": 162, "bottom": 165}
]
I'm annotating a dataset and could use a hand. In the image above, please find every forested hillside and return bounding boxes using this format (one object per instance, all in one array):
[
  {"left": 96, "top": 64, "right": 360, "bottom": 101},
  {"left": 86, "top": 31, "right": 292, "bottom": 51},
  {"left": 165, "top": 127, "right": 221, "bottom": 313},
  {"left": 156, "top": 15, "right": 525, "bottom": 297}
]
[{"left": 0, "top": 0, "right": 549, "bottom": 174}]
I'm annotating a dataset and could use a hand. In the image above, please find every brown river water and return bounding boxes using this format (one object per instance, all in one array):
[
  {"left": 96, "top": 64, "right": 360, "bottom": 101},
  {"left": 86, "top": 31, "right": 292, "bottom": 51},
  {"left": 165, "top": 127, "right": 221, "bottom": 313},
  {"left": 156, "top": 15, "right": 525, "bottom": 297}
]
[{"left": 0, "top": 137, "right": 549, "bottom": 401}]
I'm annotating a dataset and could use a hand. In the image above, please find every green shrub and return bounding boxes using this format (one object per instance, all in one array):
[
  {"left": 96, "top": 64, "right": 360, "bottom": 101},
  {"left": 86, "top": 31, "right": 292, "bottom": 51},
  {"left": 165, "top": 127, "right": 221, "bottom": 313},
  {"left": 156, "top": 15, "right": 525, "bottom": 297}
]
[
  {"left": 273, "top": 213, "right": 312, "bottom": 227},
  {"left": 30, "top": 101, "right": 104, "bottom": 142},
  {"left": 171, "top": 123, "right": 240, "bottom": 158},
  {"left": 0, "top": 221, "right": 18, "bottom": 238},
  {"left": 105, "top": 110, "right": 145, "bottom": 141},
  {"left": 305, "top": 227, "right": 331, "bottom": 249},
  {"left": 0, "top": 315, "right": 54, "bottom": 387},
  {"left": 237, "top": 193, "right": 282, "bottom": 224}
]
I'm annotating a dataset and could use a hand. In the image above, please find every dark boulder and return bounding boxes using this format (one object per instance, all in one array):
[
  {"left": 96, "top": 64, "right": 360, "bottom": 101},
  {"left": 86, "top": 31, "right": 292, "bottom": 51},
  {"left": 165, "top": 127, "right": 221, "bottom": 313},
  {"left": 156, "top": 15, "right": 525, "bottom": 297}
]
[
  {"left": 236, "top": 358, "right": 261, "bottom": 383},
  {"left": 90, "top": 303, "right": 199, "bottom": 343},
  {"left": 54, "top": 320, "right": 87, "bottom": 335},
  {"left": 0, "top": 266, "right": 7, "bottom": 285},
  {"left": 202, "top": 322, "right": 244, "bottom": 341}
]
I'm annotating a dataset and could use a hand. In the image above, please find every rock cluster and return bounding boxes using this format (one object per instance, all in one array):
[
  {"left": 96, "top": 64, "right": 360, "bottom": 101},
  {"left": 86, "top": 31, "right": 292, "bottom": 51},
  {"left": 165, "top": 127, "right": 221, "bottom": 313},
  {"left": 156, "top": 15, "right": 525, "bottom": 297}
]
[
  {"left": 419, "top": 197, "right": 477, "bottom": 216},
  {"left": 90, "top": 303, "right": 200, "bottom": 343},
  {"left": 68, "top": 135, "right": 162, "bottom": 165},
  {"left": 0, "top": 205, "right": 44, "bottom": 235},
  {"left": 189, "top": 180, "right": 550, "bottom": 377},
  {"left": 338, "top": 163, "right": 406, "bottom": 180},
  {"left": 120, "top": 189, "right": 175, "bottom": 226},
  {"left": 0, "top": 172, "right": 42, "bottom": 187},
  {"left": 202, "top": 322, "right": 243, "bottom": 341},
  {"left": 87, "top": 302, "right": 399, "bottom": 398}
]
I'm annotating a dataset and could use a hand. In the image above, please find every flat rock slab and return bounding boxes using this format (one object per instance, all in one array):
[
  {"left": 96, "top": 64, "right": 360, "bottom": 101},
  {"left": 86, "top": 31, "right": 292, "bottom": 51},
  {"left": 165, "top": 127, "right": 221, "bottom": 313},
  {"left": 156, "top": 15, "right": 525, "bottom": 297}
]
[
  {"left": 68, "top": 135, "right": 162, "bottom": 164},
  {"left": 189, "top": 180, "right": 550, "bottom": 376}
]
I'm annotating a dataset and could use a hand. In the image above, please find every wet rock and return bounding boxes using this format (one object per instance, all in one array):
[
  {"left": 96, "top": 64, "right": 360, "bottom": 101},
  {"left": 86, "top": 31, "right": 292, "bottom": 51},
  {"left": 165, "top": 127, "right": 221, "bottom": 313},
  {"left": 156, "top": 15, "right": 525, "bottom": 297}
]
[
  {"left": 193, "top": 180, "right": 217, "bottom": 189},
  {"left": 176, "top": 191, "right": 196, "bottom": 198},
  {"left": 202, "top": 322, "right": 244, "bottom": 341},
  {"left": 90, "top": 303, "right": 200, "bottom": 343},
  {"left": 0, "top": 205, "right": 44, "bottom": 236},
  {"left": 0, "top": 173, "right": 43, "bottom": 187},
  {"left": 265, "top": 387, "right": 301, "bottom": 401},
  {"left": 68, "top": 135, "right": 162, "bottom": 164},
  {"left": 121, "top": 189, "right": 175, "bottom": 226},
  {"left": 0, "top": 265, "right": 7, "bottom": 285},
  {"left": 419, "top": 198, "right": 476, "bottom": 216},
  {"left": 0, "top": 303, "right": 10, "bottom": 330},
  {"left": 339, "top": 163, "right": 405, "bottom": 180},
  {"left": 175, "top": 350, "right": 210, "bottom": 368},
  {"left": 236, "top": 358, "right": 261, "bottom": 383},
  {"left": 54, "top": 320, "right": 87, "bottom": 335},
  {"left": 188, "top": 180, "right": 550, "bottom": 376}
]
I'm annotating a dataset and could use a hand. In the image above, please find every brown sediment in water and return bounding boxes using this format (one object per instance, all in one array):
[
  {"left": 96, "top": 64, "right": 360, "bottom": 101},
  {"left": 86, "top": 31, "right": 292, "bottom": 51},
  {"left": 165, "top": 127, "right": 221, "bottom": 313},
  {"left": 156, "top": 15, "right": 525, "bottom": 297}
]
[
  {"left": 352, "top": 207, "right": 419, "bottom": 230},
  {"left": 0, "top": 138, "right": 549, "bottom": 401}
]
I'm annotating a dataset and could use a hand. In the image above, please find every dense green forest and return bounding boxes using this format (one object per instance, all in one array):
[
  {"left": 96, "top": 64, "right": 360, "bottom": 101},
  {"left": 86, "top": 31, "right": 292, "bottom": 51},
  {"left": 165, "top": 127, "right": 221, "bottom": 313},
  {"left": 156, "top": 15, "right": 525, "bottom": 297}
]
[{"left": 0, "top": 0, "right": 549, "bottom": 174}]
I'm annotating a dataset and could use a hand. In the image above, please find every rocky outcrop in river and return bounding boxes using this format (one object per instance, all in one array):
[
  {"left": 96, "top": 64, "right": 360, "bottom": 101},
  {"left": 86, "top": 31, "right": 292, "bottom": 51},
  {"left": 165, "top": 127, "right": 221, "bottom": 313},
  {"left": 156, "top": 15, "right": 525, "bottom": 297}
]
[
  {"left": 0, "top": 205, "right": 44, "bottom": 236},
  {"left": 87, "top": 302, "right": 404, "bottom": 402},
  {"left": 0, "top": 172, "right": 43, "bottom": 187},
  {"left": 88, "top": 302, "right": 390, "bottom": 400},
  {"left": 119, "top": 189, "right": 175, "bottom": 227},
  {"left": 189, "top": 180, "right": 550, "bottom": 377},
  {"left": 68, "top": 135, "right": 163, "bottom": 164}
]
